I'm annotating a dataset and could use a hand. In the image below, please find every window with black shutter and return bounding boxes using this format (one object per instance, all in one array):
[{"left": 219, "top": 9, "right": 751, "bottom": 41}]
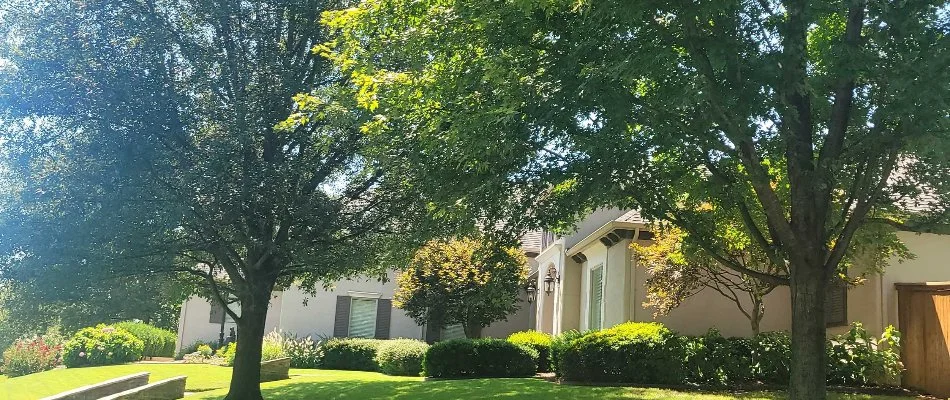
[
  {"left": 825, "top": 279, "right": 848, "bottom": 327},
  {"left": 209, "top": 301, "right": 238, "bottom": 324}
]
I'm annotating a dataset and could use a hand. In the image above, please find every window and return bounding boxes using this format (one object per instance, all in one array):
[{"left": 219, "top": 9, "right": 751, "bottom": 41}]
[
  {"left": 348, "top": 297, "right": 378, "bottom": 338},
  {"left": 589, "top": 264, "right": 604, "bottom": 330},
  {"left": 209, "top": 301, "right": 237, "bottom": 324},
  {"left": 825, "top": 280, "right": 848, "bottom": 327}
]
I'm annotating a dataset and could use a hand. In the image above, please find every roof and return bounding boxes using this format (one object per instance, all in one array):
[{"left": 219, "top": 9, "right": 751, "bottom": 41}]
[
  {"left": 897, "top": 191, "right": 941, "bottom": 216},
  {"left": 521, "top": 230, "right": 543, "bottom": 254},
  {"left": 616, "top": 209, "right": 647, "bottom": 225}
]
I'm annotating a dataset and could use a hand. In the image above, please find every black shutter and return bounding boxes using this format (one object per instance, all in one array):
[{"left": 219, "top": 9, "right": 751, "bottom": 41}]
[
  {"left": 424, "top": 320, "right": 441, "bottom": 344},
  {"left": 825, "top": 280, "right": 848, "bottom": 327},
  {"left": 374, "top": 299, "right": 392, "bottom": 339},
  {"left": 333, "top": 296, "right": 351, "bottom": 337},
  {"left": 209, "top": 301, "right": 225, "bottom": 324}
]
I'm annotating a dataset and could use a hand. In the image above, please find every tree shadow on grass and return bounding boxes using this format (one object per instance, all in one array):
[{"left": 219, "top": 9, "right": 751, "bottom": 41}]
[{"left": 260, "top": 378, "right": 790, "bottom": 400}]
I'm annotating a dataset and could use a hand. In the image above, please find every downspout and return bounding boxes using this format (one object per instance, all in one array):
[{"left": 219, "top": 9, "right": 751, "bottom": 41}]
[
  {"left": 631, "top": 228, "right": 639, "bottom": 323},
  {"left": 600, "top": 241, "right": 613, "bottom": 329},
  {"left": 879, "top": 273, "right": 886, "bottom": 333}
]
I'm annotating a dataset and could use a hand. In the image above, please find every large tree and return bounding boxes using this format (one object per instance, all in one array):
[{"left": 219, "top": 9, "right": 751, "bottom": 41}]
[
  {"left": 323, "top": 1, "right": 950, "bottom": 398},
  {"left": 0, "top": 1, "right": 432, "bottom": 398},
  {"left": 394, "top": 236, "right": 529, "bottom": 339}
]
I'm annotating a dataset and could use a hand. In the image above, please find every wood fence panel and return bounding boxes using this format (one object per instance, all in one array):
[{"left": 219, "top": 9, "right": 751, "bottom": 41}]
[{"left": 896, "top": 283, "right": 950, "bottom": 399}]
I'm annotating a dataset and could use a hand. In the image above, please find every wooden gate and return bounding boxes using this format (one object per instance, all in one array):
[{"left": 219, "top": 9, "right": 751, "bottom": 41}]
[{"left": 896, "top": 282, "right": 950, "bottom": 398}]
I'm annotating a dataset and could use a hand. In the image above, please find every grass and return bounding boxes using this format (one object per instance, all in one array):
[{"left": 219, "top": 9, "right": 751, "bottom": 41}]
[
  {"left": 0, "top": 364, "right": 920, "bottom": 400},
  {"left": 0, "top": 364, "right": 230, "bottom": 399}
]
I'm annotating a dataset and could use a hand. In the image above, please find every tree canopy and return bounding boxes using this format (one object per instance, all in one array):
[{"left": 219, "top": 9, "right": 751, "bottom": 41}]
[
  {"left": 394, "top": 236, "right": 529, "bottom": 339},
  {"left": 0, "top": 1, "right": 437, "bottom": 398},
  {"left": 323, "top": 1, "right": 950, "bottom": 398}
]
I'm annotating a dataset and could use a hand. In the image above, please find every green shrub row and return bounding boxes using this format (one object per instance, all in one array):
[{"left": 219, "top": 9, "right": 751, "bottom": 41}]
[
  {"left": 318, "top": 337, "right": 430, "bottom": 376},
  {"left": 113, "top": 321, "right": 176, "bottom": 358},
  {"left": 558, "top": 322, "right": 685, "bottom": 384},
  {"left": 321, "top": 338, "right": 383, "bottom": 371},
  {"left": 423, "top": 338, "right": 538, "bottom": 378},
  {"left": 376, "top": 339, "right": 429, "bottom": 376},
  {"left": 552, "top": 322, "right": 902, "bottom": 387}
]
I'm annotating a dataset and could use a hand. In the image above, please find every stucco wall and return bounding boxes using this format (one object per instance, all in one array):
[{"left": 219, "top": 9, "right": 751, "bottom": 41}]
[
  {"left": 571, "top": 237, "right": 793, "bottom": 337},
  {"left": 563, "top": 229, "right": 950, "bottom": 338},
  {"left": 278, "top": 272, "right": 423, "bottom": 340},
  {"left": 178, "top": 269, "right": 534, "bottom": 348},
  {"left": 176, "top": 292, "right": 282, "bottom": 354}
]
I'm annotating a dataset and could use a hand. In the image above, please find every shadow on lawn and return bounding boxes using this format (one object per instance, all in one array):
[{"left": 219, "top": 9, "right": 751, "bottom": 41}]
[{"left": 260, "top": 378, "right": 788, "bottom": 400}]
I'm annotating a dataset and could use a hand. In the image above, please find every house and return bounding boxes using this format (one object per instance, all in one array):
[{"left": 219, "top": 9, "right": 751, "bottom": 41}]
[
  {"left": 529, "top": 208, "right": 950, "bottom": 338},
  {"left": 175, "top": 247, "right": 538, "bottom": 354}
]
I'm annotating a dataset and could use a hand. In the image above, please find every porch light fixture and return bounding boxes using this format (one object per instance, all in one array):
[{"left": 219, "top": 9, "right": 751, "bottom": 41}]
[
  {"left": 525, "top": 280, "right": 538, "bottom": 304},
  {"left": 543, "top": 266, "right": 559, "bottom": 295}
]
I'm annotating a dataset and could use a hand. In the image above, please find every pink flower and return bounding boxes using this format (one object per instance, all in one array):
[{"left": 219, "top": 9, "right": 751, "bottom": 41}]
[{"left": 79, "top": 352, "right": 86, "bottom": 358}]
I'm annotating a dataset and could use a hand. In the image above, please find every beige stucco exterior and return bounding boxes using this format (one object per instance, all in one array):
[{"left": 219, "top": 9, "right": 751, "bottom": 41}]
[
  {"left": 176, "top": 270, "right": 532, "bottom": 353},
  {"left": 536, "top": 210, "right": 950, "bottom": 339}
]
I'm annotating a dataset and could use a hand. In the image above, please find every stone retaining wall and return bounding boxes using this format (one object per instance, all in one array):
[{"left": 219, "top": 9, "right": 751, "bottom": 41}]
[
  {"left": 260, "top": 357, "right": 291, "bottom": 382},
  {"left": 39, "top": 372, "right": 150, "bottom": 400},
  {"left": 99, "top": 376, "right": 187, "bottom": 400}
]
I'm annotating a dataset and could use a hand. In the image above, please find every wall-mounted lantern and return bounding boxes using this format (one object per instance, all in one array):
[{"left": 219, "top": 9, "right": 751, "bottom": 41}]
[
  {"left": 543, "top": 265, "right": 559, "bottom": 295},
  {"left": 525, "top": 280, "right": 538, "bottom": 304}
]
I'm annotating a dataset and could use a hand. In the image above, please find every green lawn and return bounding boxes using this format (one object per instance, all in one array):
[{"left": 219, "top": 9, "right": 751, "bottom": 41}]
[{"left": 0, "top": 364, "right": 921, "bottom": 400}]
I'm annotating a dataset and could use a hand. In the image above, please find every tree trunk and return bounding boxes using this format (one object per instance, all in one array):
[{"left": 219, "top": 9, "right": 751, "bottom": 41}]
[
  {"left": 750, "top": 299, "right": 762, "bottom": 336},
  {"left": 463, "top": 321, "right": 482, "bottom": 339},
  {"left": 224, "top": 283, "right": 273, "bottom": 400},
  {"left": 789, "top": 267, "right": 828, "bottom": 400}
]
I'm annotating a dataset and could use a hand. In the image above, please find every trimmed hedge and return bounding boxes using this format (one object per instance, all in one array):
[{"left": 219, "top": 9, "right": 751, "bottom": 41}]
[
  {"left": 424, "top": 338, "right": 538, "bottom": 378},
  {"left": 558, "top": 322, "right": 685, "bottom": 384},
  {"left": 113, "top": 321, "right": 176, "bottom": 358},
  {"left": 320, "top": 338, "right": 383, "bottom": 371},
  {"left": 63, "top": 325, "right": 144, "bottom": 368},
  {"left": 375, "top": 339, "right": 429, "bottom": 376},
  {"left": 507, "top": 330, "right": 553, "bottom": 373}
]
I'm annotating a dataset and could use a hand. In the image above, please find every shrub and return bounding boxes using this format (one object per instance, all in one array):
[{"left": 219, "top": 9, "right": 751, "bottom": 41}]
[
  {"left": 375, "top": 339, "right": 429, "bottom": 376},
  {"left": 827, "top": 323, "right": 902, "bottom": 386},
  {"left": 264, "top": 331, "right": 322, "bottom": 368},
  {"left": 682, "top": 330, "right": 753, "bottom": 386},
  {"left": 551, "top": 329, "right": 583, "bottom": 377},
  {"left": 177, "top": 340, "right": 220, "bottom": 359},
  {"left": 320, "top": 338, "right": 383, "bottom": 371},
  {"left": 215, "top": 343, "right": 235, "bottom": 365},
  {"left": 558, "top": 322, "right": 685, "bottom": 384},
  {"left": 262, "top": 331, "right": 289, "bottom": 362},
  {"left": 507, "top": 330, "right": 553, "bottom": 373},
  {"left": 423, "top": 338, "right": 538, "bottom": 378},
  {"left": 2, "top": 335, "right": 62, "bottom": 377},
  {"left": 198, "top": 344, "right": 215, "bottom": 357},
  {"left": 62, "top": 325, "right": 144, "bottom": 368},
  {"left": 749, "top": 330, "right": 792, "bottom": 384},
  {"left": 114, "top": 321, "right": 177, "bottom": 358}
]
